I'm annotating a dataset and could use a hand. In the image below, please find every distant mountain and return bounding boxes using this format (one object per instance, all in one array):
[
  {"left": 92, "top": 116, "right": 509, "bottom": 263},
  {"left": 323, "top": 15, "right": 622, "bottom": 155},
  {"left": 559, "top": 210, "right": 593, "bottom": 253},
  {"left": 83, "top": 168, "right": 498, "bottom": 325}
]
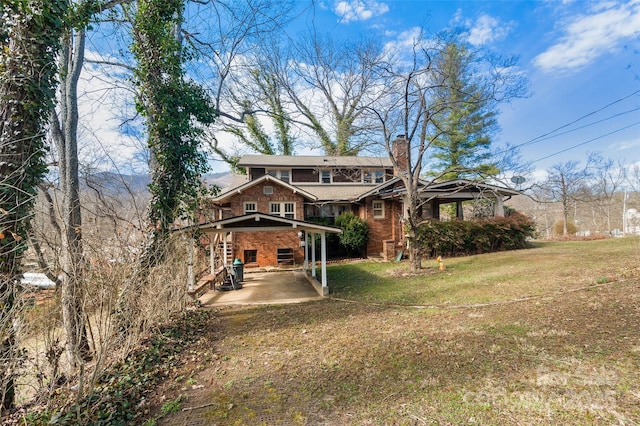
[{"left": 82, "top": 171, "right": 233, "bottom": 195}]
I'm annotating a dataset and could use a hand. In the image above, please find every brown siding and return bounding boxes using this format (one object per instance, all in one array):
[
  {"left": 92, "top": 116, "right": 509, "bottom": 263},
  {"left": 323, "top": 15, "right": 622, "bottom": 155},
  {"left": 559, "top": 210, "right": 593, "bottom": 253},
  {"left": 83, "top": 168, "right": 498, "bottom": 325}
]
[
  {"left": 250, "top": 167, "right": 265, "bottom": 180},
  {"left": 292, "top": 168, "right": 317, "bottom": 183},
  {"left": 332, "top": 168, "right": 361, "bottom": 183}
]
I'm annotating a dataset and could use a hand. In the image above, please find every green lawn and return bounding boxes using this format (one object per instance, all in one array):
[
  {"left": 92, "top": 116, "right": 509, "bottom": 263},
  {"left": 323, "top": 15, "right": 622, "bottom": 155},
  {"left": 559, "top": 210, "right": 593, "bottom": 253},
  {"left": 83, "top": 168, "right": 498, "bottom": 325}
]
[{"left": 328, "top": 238, "right": 640, "bottom": 305}]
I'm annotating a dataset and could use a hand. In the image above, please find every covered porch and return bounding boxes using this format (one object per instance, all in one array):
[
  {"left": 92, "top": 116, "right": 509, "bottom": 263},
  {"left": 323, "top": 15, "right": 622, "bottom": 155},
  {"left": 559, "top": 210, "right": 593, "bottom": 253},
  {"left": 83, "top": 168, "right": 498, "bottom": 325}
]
[{"left": 192, "top": 213, "right": 342, "bottom": 296}]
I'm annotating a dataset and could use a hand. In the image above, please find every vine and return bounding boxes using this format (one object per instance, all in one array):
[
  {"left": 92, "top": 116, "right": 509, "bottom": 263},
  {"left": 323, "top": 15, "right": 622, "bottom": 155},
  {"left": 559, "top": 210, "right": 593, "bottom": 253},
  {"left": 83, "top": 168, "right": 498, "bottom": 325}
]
[
  {"left": 129, "top": 0, "right": 215, "bottom": 265},
  {"left": 0, "top": 0, "right": 68, "bottom": 410}
]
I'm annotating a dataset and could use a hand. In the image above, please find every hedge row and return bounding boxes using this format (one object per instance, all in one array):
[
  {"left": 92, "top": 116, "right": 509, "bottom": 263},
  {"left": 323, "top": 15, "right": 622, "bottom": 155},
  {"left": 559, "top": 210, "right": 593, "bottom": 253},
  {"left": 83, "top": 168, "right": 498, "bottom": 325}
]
[{"left": 416, "top": 212, "right": 537, "bottom": 257}]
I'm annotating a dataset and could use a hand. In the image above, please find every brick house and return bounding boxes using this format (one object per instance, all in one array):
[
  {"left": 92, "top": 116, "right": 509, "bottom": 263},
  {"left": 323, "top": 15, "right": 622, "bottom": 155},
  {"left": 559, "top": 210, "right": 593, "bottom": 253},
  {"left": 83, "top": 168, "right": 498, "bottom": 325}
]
[{"left": 203, "top": 136, "right": 519, "bottom": 269}]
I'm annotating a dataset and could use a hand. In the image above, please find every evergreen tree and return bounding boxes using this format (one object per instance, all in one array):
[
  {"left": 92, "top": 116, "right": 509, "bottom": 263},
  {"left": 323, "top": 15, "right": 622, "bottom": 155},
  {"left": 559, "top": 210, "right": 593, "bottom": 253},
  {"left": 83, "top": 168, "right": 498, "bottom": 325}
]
[{"left": 430, "top": 42, "right": 499, "bottom": 180}]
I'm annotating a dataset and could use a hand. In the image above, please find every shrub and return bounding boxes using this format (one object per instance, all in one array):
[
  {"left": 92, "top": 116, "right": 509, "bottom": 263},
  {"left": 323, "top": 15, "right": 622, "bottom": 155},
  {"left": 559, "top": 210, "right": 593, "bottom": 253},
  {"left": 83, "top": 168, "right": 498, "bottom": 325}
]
[
  {"left": 552, "top": 220, "right": 577, "bottom": 237},
  {"left": 417, "top": 211, "right": 537, "bottom": 257},
  {"left": 335, "top": 212, "right": 369, "bottom": 257}
]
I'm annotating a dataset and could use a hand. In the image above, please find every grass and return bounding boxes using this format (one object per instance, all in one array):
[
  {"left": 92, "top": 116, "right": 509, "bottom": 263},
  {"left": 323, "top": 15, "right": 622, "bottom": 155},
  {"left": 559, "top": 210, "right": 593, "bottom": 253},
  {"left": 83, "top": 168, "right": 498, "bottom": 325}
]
[
  {"left": 143, "top": 238, "right": 640, "bottom": 425},
  {"left": 328, "top": 238, "right": 640, "bottom": 306}
]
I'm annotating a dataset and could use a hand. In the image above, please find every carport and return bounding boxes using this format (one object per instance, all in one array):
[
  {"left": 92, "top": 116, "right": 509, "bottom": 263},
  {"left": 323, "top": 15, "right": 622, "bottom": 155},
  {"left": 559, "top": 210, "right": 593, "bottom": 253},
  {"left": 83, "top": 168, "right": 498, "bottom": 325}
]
[
  {"left": 192, "top": 213, "right": 342, "bottom": 296},
  {"left": 199, "top": 270, "right": 321, "bottom": 306}
]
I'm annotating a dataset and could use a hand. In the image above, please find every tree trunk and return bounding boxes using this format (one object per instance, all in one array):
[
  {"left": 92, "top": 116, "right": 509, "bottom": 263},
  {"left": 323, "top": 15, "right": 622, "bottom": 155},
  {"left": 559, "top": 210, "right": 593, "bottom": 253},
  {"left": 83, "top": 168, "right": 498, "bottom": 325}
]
[
  {"left": 0, "top": 0, "right": 67, "bottom": 409},
  {"left": 50, "top": 28, "right": 91, "bottom": 365}
]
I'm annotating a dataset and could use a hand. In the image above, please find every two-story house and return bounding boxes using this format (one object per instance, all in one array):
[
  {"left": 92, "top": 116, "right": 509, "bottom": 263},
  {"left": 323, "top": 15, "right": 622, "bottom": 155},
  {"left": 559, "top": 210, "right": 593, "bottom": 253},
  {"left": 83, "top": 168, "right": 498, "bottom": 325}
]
[
  {"left": 202, "top": 136, "right": 519, "bottom": 269},
  {"left": 207, "top": 153, "right": 401, "bottom": 267}
]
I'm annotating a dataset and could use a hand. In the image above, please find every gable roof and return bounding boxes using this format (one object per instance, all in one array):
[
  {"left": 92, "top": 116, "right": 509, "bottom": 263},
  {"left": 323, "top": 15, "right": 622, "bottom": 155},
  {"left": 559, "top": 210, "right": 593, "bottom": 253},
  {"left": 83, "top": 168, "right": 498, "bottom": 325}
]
[
  {"left": 238, "top": 154, "right": 393, "bottom": 169},
  {"left": 211, "top": 174, "right": 318, "bottom": 203}
]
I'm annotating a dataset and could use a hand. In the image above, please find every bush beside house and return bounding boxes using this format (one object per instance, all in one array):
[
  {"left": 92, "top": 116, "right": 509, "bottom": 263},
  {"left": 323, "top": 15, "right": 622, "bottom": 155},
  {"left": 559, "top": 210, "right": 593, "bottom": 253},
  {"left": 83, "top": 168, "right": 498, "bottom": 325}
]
[{"left": 417, "top": 212, "right": 537, "bottom": 257}]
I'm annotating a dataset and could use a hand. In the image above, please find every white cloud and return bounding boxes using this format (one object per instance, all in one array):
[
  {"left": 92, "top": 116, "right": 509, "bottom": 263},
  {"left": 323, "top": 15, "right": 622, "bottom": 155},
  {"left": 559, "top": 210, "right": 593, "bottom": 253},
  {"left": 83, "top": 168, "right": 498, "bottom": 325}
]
[
  {"left": 76, "top": 51, "right": 146, "bottom": 173},
  {"left": 449, "top": 10, "right": 514, "bottom": 46},
  {"left": 534, "top": 0, "right": 640, "bottom": 73},
  {"left": 466, "top": 14, "right": 514, "bottom": 46},
  {"left": 333, "top": 0, "right": 389, "bottom": 24}
]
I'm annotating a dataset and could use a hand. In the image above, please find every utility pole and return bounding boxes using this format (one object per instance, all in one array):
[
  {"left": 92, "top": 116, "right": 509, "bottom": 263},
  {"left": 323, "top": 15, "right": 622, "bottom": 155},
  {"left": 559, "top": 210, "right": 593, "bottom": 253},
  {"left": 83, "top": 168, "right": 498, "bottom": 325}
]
[{"left": 623, "top": 188, "right": 628, "bottom": 236}]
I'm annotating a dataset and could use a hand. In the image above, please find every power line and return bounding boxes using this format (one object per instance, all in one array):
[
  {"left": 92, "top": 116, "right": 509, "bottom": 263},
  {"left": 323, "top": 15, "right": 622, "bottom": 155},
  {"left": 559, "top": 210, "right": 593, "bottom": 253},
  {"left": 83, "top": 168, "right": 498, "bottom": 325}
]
[
  {"left": 517, "top": 106, "right": 640, "bottom": 148},
  {"left": 530, "top": 121, "right": 640, "bottom": 164},
  {"left": 511, "top": 89, "right": 640, "bottom": 151}
]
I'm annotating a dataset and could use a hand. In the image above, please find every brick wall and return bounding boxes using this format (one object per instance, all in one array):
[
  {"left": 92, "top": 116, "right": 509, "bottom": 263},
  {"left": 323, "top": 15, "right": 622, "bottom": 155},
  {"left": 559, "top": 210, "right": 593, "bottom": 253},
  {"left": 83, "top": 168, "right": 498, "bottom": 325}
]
[
  {"left": 229, "top": 180, "right": 305, "bottom": 219},
  {"left": 363, "top": 198, "right": 398, "bottom": 256},
  {"left": 234, "top": 231, "right": 305, "bottom": 267},
  {"left": 228, "top": 180, "right": 306, "bottom": 266}
]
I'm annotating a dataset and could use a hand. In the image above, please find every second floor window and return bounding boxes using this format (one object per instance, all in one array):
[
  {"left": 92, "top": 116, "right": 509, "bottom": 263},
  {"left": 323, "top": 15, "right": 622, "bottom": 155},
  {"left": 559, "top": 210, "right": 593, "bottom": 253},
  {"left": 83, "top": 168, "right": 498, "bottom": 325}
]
[
  {"left": 363, "top": 170, "right": 385, "bottom": 184},
  {"left": 266, "top": 169, "right": 290, "bottom": 183},
  {"left": 244, "top": 202, "right": 257, "bottom": 214},
  {"left": 270, "top": 202, "right": 296, "bottom": 219},
  {"left": 320, "top": 170, "right": 331, "bottom": 184}
]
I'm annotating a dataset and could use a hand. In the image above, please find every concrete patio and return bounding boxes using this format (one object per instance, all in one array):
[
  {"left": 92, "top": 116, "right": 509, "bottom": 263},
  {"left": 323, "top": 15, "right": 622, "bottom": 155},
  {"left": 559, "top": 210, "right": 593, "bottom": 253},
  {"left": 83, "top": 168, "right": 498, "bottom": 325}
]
[{"left": 199, "top": 270, "right": 322, "bottom": 306}]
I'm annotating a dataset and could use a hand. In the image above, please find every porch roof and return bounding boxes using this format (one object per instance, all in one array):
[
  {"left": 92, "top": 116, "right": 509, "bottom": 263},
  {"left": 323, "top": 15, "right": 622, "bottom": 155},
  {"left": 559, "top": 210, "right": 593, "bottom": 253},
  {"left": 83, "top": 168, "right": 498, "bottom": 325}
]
[
  {"left": 418, "top": 179, "right": 521, "bottom": 201},
  {"left": 369, "top": 178, "right": 521, "bottom": 201},
  {"left": 196, "top": 213, "right": 342, "bottom": 234}
]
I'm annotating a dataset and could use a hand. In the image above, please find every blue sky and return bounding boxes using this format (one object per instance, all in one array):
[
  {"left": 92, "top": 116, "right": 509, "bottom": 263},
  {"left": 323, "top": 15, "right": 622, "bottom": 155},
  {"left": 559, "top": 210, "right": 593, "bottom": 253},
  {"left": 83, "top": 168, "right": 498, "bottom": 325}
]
[
  {"left": 79, "top": 0, "right": 639, "bottom": 180},
  {"left": 284, "top": 0, "right": 640, "bottom": 178}
]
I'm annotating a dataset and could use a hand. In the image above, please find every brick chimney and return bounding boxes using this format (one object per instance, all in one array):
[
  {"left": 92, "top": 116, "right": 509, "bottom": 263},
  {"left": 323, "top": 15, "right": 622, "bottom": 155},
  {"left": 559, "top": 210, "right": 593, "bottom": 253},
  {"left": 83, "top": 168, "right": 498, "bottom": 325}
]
[{"left": 392, "top": 135, "right": 409, "bottom": 175}]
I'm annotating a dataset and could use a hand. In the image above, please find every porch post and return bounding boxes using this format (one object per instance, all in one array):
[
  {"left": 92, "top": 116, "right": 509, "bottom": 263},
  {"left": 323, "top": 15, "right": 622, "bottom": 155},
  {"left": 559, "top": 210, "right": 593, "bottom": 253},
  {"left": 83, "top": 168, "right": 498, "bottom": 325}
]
[
  {"left": 303, "top": 231, "right": 309, "bottom": 270},
  {"left": 432, "top": 201, "right": 440, "bottom": 220},
  {"left": 456, "top": 201, "right": 464, "bottom": 220},
  {"left": 311, "top": 231, "right": 317, "bottom": 278},
  {"left": 320, "top": 231, "right": 327, "bottom": 289},
  {"left": 495, "top": 196, "right": 505, "bottom": 217},
  {"left": 209, "top": 235, "right": 215, "bottom": 274},
  {"left": 223, "top": 231, "right": 229, "bottom": 267}
]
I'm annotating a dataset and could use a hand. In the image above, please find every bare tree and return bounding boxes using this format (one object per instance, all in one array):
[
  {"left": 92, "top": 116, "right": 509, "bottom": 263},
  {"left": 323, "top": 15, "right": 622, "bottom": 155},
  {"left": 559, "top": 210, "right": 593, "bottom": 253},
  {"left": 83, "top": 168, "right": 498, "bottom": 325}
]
[
  {"left": 49, "top": 25, "right": 93, "bottom": 368},
  {"left": 589, "top": 153, "right": 625, "bottom": 234},
  {"left": 370, "top": 33, "right": 526, "bottom": 271},
  {"left": 257, "top": 33, "right": 387, "bottom": 155},
  {"left": 539, "top": 160, "right": 592, "bottom": 237}
]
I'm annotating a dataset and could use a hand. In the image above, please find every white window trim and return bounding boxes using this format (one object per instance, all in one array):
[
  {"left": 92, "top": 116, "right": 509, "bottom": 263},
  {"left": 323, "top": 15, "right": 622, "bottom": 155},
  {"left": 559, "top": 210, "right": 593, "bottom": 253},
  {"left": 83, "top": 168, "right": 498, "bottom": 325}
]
[
  {"left": 363, "top": 169, "right": 385, "bottom": 184},
  {"left": 320, "top": 170, "right": 332, "bottom": 184},
  {"left": 243, "top": 202, "right": 257, "bottom": 214},
  {"left": 372, "top": 200, "right": 385, "bottom": 219},
  {"left": 266, "top": 169, "right": 291, "bottom": 182},
  {"left": 269, "top": 201, "right": 296, "bottom": 219}
]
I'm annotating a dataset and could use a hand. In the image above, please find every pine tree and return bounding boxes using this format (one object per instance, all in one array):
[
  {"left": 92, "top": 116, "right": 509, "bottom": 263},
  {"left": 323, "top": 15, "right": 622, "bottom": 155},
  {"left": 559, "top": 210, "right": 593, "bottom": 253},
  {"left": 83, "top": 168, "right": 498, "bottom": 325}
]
[{"left": 431, "top": 42, "right": 499, "bottom": 180}]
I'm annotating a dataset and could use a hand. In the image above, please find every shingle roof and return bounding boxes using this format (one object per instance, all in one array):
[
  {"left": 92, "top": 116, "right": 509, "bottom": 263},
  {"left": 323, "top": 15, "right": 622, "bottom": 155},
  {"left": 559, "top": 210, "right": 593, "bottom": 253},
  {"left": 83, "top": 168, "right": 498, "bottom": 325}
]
[
  {"left": 298, "top": 185, "right": 373, "bottom": 202},
  {"left": 238, "top": 154, "right": 393, "bottom": 168}
]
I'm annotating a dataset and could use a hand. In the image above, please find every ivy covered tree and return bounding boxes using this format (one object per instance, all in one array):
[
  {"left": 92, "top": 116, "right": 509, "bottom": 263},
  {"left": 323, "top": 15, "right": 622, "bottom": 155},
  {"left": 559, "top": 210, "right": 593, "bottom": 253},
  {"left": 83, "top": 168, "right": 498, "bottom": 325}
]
[
  {"left": 128, "top": 0, "right": 215, "bottom": 267},
  {"left": 430, "top": 41, "right": 500, "bottom": 180},
  {"left": 210, "top": 68, "right": 295, "bottom": 171},
  {"left": 0, "top": 0, "right": 68, "bottom": 410}
]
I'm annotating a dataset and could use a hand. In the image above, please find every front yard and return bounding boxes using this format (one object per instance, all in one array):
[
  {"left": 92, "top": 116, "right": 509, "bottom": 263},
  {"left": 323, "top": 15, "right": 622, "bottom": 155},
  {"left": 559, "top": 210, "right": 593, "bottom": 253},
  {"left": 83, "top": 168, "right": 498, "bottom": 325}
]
[{"left": 148, "top": 237, "right": 640, "bottom": 425}]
